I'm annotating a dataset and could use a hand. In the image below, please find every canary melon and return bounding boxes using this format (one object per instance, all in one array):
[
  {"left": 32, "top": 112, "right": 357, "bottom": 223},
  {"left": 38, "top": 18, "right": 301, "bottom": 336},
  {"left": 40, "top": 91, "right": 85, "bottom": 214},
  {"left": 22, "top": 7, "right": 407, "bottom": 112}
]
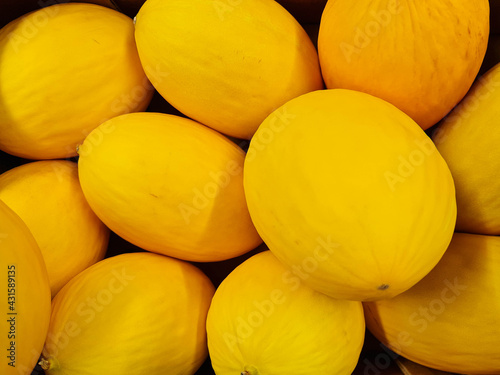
[
  {"left": 206, "top": 251, "right": 365, "bottom": 374},
  {"left": 40, "top": 252, "right": 215, "bottom": 375},
  {"left": 78, "top": 112, "right": 262, "bottom": 262},
  {"left": 432, "top": 62, "right": 500, "bottom": 235},
  {"left": 318, "top": 0, "right": 489, "bottom": 130},
  {"left": 0, "top": 3, "right": 152, "bottom": 160},
  {"left": 244, "top": 89, "right": 456, "bottom": 301},
  {"left": 0, "top": 199, "right": 51, "bottom": 375},
  {"left": 134, "top": 0, "right": 323, "bottom": 139},
  {"left": 0, "top": 160, "right": 110, "bottom": 297},
  {"left": 364, "top": 232, "right": 500, "bottom": 374}
]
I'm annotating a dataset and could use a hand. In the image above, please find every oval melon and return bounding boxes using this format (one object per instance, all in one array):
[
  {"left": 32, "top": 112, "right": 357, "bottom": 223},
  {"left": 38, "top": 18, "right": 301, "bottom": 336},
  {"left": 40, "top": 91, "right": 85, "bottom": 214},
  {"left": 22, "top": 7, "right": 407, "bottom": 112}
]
[
  {"left": 364, "top": 232, "right": 500, "bottom": 374},
  {"left": 0, "top": 3, "right": 153, "bottom": 159},
  {"left": 0, "top": 199, "right": 51, "bottom": 375},
  {"left": 40, "top": 252, "right": 215, "bottom": 375},
  {"left": 0, "top": 160, "right": 110, "bottom": 297},
  {"left": 432, "top": 62, "right": 500, "bottom": 235},
  {"left": 244, "top": 89, "right": 456, "bottom": 301},
  {"left": 207, "top": 250, "right": 365, "bottom": 374},
  {"left": 78, "top": 112, "right": 262, "bottom": 262},
  {"left": 134, "top": 0, "right": 323, "bottom": 139}
]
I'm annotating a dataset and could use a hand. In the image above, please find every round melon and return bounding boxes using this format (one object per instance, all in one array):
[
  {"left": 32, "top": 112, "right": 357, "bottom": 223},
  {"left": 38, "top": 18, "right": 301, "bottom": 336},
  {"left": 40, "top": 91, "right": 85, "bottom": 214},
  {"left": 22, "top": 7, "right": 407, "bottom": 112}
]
[
  {"left": 244, "top": 89, "right": 457, "bottom": 301},
  {"left": 318, "top": 0, "right": 489, "bottom": 129}
]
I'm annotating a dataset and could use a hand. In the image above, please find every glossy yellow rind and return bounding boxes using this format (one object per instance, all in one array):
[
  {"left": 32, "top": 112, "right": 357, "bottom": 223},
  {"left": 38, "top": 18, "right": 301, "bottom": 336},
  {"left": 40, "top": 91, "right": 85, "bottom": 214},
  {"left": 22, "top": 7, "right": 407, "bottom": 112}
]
[
  {"left": 0, "top": 200, "right": 51, "bottom": 375},
  {"left": 432, "top": 62, "right": 500, "bottom": 235},
  {"left": 41, "top": 252, "right": 215, "bottom": 375},
  {"left": 318, "top": 0, "right": 489, "bottom": 130},
  {"left": 244, "top": 89, "right": 457, "bottom": 301},
  {"left": 78, "top": 112, "right": 262, "bottom": 262},
  {"left": 0, "top": 3, "right": 153, "bottom": 160},
  {"left": 206, "top": 251, "right": 365, "bottom": 374},
  {"left": 134, "top": 0, "right": 323, "bottom": 139},
  {"left": 0, "top": 160, "right": 110, "bottom": 297},
  {"left": 364, "top": 232, "right": 500, "bottom": 374}
]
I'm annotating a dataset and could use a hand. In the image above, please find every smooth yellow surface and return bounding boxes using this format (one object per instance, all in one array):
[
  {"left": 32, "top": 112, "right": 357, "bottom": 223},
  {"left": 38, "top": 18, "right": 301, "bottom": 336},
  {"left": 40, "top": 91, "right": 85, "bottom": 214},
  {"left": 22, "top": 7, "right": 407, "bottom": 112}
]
[
  {"left": 244, "top": 89, "right": 457, "bottom": 301},
  {"left": 0, "top": 200, "right": 51, "bottom": 375},
  {"left": 318, "top": 0, "right": 489, "bottom": 130},
  {"left": 134, "top": 0, "right": 323, "bottom": 139},
  {"left": 364, "top": 232, "right": 500, "bottom": 374},
  {"left": 78, "top": 112, "right": 262, "bottom": 262},
  {"left": 207, "top": 251, "right": 365, "bottom": 374},
  {"left": 0, "top": 3, "right": 153, "bottom": 160},
  {"left": 41, "top": 252, "right": 215, "bottom": 375},
  {"left": 0, "top": 160, "right": 109, "bottom": 297},
  {"left": 432, "top": 62, "right": 500, "bottom": 235}
]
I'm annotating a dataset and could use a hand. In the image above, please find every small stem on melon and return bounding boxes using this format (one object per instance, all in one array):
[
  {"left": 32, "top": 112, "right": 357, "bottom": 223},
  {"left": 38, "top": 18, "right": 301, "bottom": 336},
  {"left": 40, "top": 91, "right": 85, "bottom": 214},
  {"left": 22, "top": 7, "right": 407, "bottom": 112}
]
[
  {"left": 377, "top": 284, "right": 389, "bottom": 290},
  {"left": 39, "top": 358, "right": 51, "bottom": 370},
  {"left": 39, "top": 355, "right": 59, "bottom": 371},
  {"left": 241, "top": 365, "right": 259, "bottom": 375}
]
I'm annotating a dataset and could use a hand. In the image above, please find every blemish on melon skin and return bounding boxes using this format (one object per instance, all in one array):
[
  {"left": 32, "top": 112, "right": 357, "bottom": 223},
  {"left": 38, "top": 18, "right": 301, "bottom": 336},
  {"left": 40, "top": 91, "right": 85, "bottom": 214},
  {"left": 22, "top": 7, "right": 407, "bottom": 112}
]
[{"left": 378, "top": 284, "right": 390, "bottom": 290}]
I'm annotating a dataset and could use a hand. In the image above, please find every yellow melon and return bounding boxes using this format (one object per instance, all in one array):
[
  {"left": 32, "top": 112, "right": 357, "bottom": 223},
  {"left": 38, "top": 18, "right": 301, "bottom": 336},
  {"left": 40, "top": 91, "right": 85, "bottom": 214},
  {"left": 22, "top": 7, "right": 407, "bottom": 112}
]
[
  {"left": 78, "top": 112, "right": 262, "bottom": 262},
  {"left": 0, "top": 160, "right": 109, "bottom": 297},
  {"left": 207, "top": 251, "right": 365, "bottom": 374},
  {"left": 364, "top": 232, "right": 500, "bottom": 374},
  {"left": 318, "top": 0, "right": 489, "bottom": 129},
  {"left": 134, "top": 0, "right": 323, "bottom": 139},
  {"left": 432, "top": 62, "right": 500, "bottom": 235},
  {"left": 0, "top": 3, "right": 152, "bottom": 159},
  {"left": 0, "top": 199, "right": 51, "bottom": 375},
  {"left": 40, "top": 252, "right": 215, "bottom": 375},
  {"left": 244, "top": 89, "right": 456, "bottom": 301}
]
